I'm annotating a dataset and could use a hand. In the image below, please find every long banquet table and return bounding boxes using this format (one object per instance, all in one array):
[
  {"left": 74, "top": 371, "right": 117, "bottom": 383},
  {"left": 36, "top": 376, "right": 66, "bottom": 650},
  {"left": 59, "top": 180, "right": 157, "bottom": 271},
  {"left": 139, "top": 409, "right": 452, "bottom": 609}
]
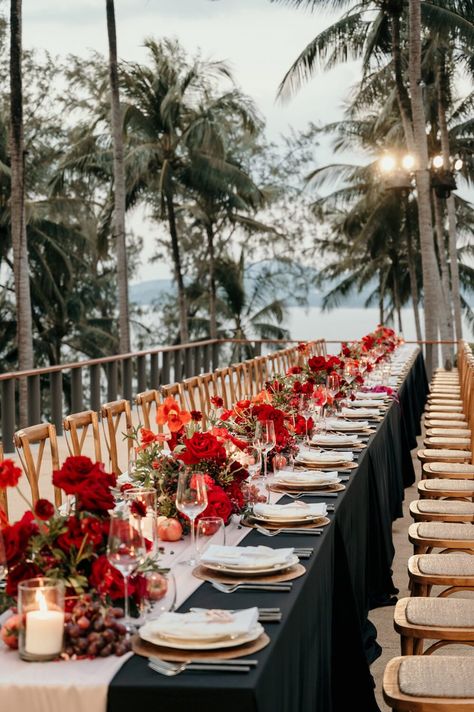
[{"left": 107, "top": 348, "right": 428, "bottom": 712}]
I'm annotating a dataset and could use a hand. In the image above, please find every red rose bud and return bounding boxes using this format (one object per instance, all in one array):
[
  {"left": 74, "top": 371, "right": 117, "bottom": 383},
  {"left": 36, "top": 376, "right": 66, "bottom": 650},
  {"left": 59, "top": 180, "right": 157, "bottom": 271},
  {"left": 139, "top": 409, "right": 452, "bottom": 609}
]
[
  {"left": 130, "top": 500, "right": 147, "bottom": 518},
  {"left": 34, "top": 499, "right": 55, "bottom": 521},
  {"left": 0, "top": 459, "right": 22, "bottom": 489}
]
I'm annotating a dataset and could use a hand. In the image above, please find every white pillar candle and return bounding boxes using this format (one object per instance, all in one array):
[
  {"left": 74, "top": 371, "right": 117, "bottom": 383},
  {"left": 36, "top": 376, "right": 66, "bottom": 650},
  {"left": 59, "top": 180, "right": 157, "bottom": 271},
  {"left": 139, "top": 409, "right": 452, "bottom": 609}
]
[{"left": 25, "top": 590, "right": 64, "bottom": 656}]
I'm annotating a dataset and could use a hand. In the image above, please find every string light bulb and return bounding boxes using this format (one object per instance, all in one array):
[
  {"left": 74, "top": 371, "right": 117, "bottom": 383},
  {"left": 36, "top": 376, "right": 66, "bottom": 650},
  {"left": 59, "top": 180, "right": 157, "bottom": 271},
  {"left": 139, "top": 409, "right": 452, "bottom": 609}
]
[
  {"left": 379, "top": 154, "right": 396, "bottom": 173},
  {"left": 402, "top": 154, "right": 415, "bottom": 171},
  {"left": 432, "top": 155, "right": 444, "bottom": 169}
]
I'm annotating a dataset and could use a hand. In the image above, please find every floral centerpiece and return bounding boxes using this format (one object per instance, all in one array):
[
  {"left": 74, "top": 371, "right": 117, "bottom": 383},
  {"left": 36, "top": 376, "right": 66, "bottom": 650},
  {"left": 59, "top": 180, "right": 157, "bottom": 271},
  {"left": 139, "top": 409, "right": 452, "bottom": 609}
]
[
  {"left": 129, "top": 397, "right": 251, "bottom": 528},
  {"left": 0, "top": 456, "right": 157, "bottom": 657}
]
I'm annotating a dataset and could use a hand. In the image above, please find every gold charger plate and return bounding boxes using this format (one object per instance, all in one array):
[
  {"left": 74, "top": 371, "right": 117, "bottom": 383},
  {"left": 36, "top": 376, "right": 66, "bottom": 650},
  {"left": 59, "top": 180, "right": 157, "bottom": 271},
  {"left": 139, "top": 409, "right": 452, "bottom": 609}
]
[
  {"left": 192, "top": 562, "right": 306, "bottom": 584},
  {"left": 309, "top": 442, "right": 366, "bottom": 451},
  {"left": 132, "top": 631, "right": 270, "bottom": 662},
  {"left": 295, "top": 459, "right": 358, "bottom": 470},
  {"left": 270, "top": 482, "right": 345, "bottom": 494},
  {"left": 241, "top": 514, "right": 331, "bottom": 530}
]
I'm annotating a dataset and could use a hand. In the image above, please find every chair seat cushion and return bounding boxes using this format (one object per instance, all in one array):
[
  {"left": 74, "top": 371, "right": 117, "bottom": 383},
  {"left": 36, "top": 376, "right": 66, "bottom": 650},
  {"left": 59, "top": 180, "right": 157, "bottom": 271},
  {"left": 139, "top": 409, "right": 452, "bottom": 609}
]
[
  {"left": 399, "top": 656, "right": 474, "bottom": 698},
  {"left": 426, "top": 420, "right": 467, "bottom": 428},
  {"left": 417, "top": 500, "right": 474, "bottom": 514},
  {"left": 421, "top": 449, "right": 471, "bottom": 460},
  {"left": 424, "top": 478, "right": 474, "bottom": 491},
  {"left": 426, "top": 405, "right": 463, "bottom": 411},
  {"left": 406, "top": 597, "right": 474, "bottom": 628},
  {"left": 427, "top": 429, "right": 471, "bottom": 437},
  {"left": 426, "top": 412, "right": 467, "bottom": 420},
  {"left": 418, "top": 554, "right": 474, "bottom": 576},
  {"left": 417, "top": 522, "right": 474, "bottom": 540},
  {"left": 428, "top": 462, "right": 474, "bottom": 474},
  {"left": 425, "top": 437, "right": 471, "bottom": 447}
]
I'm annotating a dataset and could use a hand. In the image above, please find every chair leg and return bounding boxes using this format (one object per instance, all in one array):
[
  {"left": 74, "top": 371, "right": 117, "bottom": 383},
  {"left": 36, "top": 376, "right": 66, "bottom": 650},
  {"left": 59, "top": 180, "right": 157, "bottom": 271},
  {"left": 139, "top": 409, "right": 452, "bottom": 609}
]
[
  {"left": 401, "top": 635, "right": 414, "bottom": 655},
  {"left": 413, "top": 638, "right": 424, "bottom": 655}
]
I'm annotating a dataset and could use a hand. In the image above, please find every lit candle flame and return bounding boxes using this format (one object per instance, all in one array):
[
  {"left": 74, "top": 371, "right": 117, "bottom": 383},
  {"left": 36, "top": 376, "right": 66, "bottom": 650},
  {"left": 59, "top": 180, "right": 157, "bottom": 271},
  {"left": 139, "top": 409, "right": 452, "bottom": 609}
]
[{"left": 35, "top": 589, "right": 48, "bottom": 612}]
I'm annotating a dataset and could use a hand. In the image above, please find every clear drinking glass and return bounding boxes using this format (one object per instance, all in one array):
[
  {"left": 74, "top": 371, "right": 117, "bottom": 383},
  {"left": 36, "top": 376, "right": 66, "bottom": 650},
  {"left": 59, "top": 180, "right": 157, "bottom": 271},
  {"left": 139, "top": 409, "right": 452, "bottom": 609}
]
[
  {"left": 196, "top": 517, "right": 226, "bottom": 559},
  {"left": 254, "top": 420, "right": 276, "bottom": 479},
  {"left": 0, "top": 528, "right": 7, "bottom": 590},
  {"left": 107, "top": 501, "right": 147, "bottom": 632},
  {"left": 18, "top": 578, "right": 65, "bottom": 661},
  {"left": 240, "top": 445, "right": 262, "bottom": 480},
  {"left": 123, "top": 487, "right": 158, "bottom": 557},
  {"left": 141, "top": 570, "right": 177, "bottom": 621},
  {"left": 175, "top": 471, "right": 208, "bottom": 566}
]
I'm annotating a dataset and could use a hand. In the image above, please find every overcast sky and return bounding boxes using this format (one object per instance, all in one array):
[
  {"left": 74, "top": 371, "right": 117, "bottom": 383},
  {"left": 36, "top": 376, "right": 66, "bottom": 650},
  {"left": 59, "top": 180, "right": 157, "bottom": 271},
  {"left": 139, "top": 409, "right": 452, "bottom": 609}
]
[{"left": 22, "top": 1, "right": 359, "bottom": 280}]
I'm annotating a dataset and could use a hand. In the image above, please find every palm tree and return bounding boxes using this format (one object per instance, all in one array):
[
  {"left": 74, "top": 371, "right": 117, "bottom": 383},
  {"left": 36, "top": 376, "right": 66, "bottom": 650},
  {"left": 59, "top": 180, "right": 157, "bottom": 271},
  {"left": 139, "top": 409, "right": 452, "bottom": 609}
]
[
  {"left": 9, "top": 0, "right": 33, "bottom": 424},
  {"left": 105, "top": 0, "right": 130, "bottom": 354}
]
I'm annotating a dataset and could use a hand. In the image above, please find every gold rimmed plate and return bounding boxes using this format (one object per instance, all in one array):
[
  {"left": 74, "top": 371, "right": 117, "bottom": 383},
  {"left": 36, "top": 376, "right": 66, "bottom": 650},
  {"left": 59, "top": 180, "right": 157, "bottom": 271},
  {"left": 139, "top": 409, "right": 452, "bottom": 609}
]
[
  {"left": 199, "top": 554, "right": 300, "bottom": 577},
  {"left": 270, "top": 482, "right": 345, "bottom": 494},
  {"left": 242, "top": 514, "right": 331, "bottom": 530},
  {"left": 139, "top": 622, "right": 264, "bottom": 650}
]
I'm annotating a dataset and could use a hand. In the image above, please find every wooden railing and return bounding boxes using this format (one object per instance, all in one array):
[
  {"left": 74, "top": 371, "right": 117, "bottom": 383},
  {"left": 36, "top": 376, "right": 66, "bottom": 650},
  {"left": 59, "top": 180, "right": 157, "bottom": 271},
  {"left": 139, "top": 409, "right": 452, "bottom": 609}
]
[{"left": 0, "top": 338, "right": 311, "bottom": 452}]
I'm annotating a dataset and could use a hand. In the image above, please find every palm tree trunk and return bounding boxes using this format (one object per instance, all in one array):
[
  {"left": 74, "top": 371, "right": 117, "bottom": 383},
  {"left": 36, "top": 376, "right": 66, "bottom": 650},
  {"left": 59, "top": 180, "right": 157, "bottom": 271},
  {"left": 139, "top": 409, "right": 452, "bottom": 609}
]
[
  {"left": 390, "top": 12, "right": 415, "bottom": 153},
  {"left": 405, "top": 205, "right": 422, "bottom": 341},
  {"left": 379, "top": 269, "right": 385, "bottom": 324},
  {"left": 436, "top": 55, "right": 462, "bottom": 341},
  {"left": 408, "top": 0, "right": 443, "bottom": 375},
  {"left": 165, "top": 190, "right": 188, "bottom": 343},
  {"left": 106, "top": 0, "right": 130, "bottom": 355},
  {"left": 447, "top": 194, "right": 462, "bottom": 340},
  {"left": 392, "top": 271, "right": 403, "bottom": 334},
  {"left": 10, "top": 0, "right": 33, "bottom": 426},
  {"left": 206, "top": 222, "right": 218, "bottom": 340},
  {"left": 433, "top": 191, "right": 454, "bottom": 365}
]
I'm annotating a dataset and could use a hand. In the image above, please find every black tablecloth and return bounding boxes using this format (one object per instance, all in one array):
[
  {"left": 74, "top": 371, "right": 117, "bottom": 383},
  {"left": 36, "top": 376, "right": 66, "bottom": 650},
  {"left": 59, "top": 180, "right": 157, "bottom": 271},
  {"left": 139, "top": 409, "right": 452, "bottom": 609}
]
[{"left": 108, "top": 350, "right": 428, "bottom": 712}]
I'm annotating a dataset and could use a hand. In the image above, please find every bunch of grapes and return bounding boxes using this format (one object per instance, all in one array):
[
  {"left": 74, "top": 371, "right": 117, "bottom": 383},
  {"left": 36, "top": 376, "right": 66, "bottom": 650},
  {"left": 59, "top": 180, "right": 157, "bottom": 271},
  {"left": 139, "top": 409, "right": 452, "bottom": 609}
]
[{"left": 63, "top": 598, "right": 131, "bottom": 659}]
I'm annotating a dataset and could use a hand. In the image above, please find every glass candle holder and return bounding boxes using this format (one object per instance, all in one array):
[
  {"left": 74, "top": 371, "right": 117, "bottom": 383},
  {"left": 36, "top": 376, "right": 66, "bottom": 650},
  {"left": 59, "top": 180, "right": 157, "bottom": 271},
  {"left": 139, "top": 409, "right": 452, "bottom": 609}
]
[
  {"left": 123, "top": 486, "right": 158, "bottom": 556},
  {"left": 18, "top": 577, "right": 65, "bottom": 661}
]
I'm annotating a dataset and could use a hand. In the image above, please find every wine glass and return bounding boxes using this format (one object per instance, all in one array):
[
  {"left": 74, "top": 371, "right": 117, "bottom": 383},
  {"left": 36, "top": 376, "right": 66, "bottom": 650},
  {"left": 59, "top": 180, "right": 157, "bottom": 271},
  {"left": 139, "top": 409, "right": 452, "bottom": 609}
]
[
  {"left": 142, "top": 571, "right": 177, "bottom": 621},
  {"left": 175, "top": 471, "right": 208, "bottom": 566},
  {"left": 0, "top": 528, "right": 7, "bottom": 591},
  {"left": 107, "top": 502, "right": 147, "bottom": 632},
  {"left": 254, "top": 420, "right": 276, "bottom": 480},
  {"left": 299, "top": 396, "right": 314, "bottom": 449},
  {"left": 196, "top": 517, "right": 226, "bottom": 559},
  {"left": 240, "top": 445, "right": 262, "bottom": 480},
  {"left": 123, "top": 487, "right": 158, "bottom": 558},
  {"left": 326, "top": 374, "right": 340, "bottom": 415}
]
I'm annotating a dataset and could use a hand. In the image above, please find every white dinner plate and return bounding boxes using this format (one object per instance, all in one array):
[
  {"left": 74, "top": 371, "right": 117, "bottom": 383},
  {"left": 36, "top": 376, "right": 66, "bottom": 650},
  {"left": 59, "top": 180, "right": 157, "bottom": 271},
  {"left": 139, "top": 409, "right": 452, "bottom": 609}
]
[
  {"left": 139, "top": 622, "right": 264, "bottom": 650},
  {"left": 202, "top": 554, "right": 300, "bottom": 576}
]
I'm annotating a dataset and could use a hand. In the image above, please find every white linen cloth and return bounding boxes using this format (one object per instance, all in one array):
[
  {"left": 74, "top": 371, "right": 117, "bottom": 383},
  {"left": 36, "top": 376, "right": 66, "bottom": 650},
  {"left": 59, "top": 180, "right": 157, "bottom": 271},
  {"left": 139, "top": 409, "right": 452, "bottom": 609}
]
[
  {"left": 296, "top": 450, "right": 353, "bottom": 463},
  {"left": 311, "top": 433, "right": 359, "bottom": 445},
  {"left": 145, "top": 607, "right": 259, "bottom": 640},
  {"left": 325, "top": 418, "right": 369, "bottom": 430},
  {"left": 346, "top": 399, "right": 383, "bottom": 408},
  {"left": 275, "top": 469, "right": 339, "bottom": 484},
  {"left": 253, "top": 501, "right": 327, "bottom": 519},
  {"left": 354, "top": 391, "right": 386, "bottom": 400},
  {"left": 341, "top": 407, "right": 380, "bottom": 417},
  {"left": 200, "top": 545, "right": 294, "bottom": 569},
  {"left": 0, "top": 636, "right": 132, "bottom": 712}
]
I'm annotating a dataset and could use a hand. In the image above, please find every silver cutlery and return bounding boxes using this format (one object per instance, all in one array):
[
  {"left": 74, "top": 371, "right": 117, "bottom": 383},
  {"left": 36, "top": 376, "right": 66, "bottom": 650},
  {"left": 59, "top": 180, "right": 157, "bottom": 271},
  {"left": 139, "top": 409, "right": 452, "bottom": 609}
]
[
  {"left": 211, "top": 581, "right": 292, "bottom": 593},
  {"left": 284, "top": 491, "right": 338, "bottom": 500},
  {"left": 148, "top": 659, "right": 253, "bottom": 675},
  {"left": 256, "top": 526, "right": 323, "bottom": 537}
]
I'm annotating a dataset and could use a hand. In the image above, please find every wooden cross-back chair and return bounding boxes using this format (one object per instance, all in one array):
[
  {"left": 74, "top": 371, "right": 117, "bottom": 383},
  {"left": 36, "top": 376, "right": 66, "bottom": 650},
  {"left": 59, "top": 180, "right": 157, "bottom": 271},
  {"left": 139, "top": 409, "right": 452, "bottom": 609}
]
[
  {"left": 230, "top": 363, "right": 251, "bottom": 402},
  {"left": 135, "top": 389, "right": 160, "bottom": 430},
  {"left": 180, "top": 376, "right": 203, "bottom": 413},
  {"left": 265, "top": 352, "right": 280, "bottom": 380},
  {"left": 160, "top": 383, "right": 187, "bottom": 410},
  {"left": 13, "top": 423, "right": 61, "bottom": 506},
  {"left": 100, "top": 400, "right": 133, "bottom": 475},
  {"left": 0, "top": 442, "right": 7, "bottom": 521},
  {"left": 63, "top": 410, "right": 102, "bottom": 462},
  {"left": 214, "top": 367, "right": 234, "bottom": 409},
  {"left": 197, "top": 372, "right": 219, "bottom": 408}
]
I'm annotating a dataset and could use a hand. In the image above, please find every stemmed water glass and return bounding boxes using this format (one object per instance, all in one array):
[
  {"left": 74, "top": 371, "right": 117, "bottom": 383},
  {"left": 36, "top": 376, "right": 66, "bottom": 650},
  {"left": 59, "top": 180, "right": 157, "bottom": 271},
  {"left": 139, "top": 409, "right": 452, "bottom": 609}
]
[
  {"left": 326, "top": 374, "right": 340, "bottom": 414},
  {"left": 254, "top": 420, "right": 276, "bottom": 480},
  {"left": 343, "top": 363, "right": 359, "bottom": 399},
  {"left": 175, "top": 471, "right": 208, "bottom": 566},
  {"left": 299, "top": 396, "right": 314, "bottom": 449},
  {"left": 107, "top": 501, "right": 147, "bottom": 632},
  {"left": 0, "top": 528, "right": 7, "bottom": 591}
]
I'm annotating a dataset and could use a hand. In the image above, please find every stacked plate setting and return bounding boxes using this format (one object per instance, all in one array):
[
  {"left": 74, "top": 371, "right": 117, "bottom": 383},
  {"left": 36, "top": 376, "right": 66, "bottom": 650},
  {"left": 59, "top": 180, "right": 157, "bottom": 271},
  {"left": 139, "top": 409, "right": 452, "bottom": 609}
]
[
  {"left": 200, "top": 544, "right": 299, "bottom": 576},
  {"left": 248, "top": 501, "right": 328, "bottom": 527}
]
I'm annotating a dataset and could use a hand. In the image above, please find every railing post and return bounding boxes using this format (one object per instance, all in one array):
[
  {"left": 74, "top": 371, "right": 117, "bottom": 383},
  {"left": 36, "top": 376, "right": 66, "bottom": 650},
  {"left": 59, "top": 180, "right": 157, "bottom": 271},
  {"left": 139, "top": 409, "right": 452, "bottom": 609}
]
[
  {"left": 90, "top": 364, "right": 101, "bottom": 411},
  {"left": 212, "top": 342, "right": 219, "bottom": 370},
  {"left": 27, "top": 374, "right": 41, "bottom": 424},
  {"left": 71, "top": 368, "right": 83, "bottom": 413},
  {"left": 184, "top": 347, "right": 192, "bottom": 378},
  {"left": 2, "top": 378, "right": 16, "bottom": 452},
  {"left": 122, "top": 358, "right": 132, "bottom": 401},
  {"left": 203, "top": 344, "right": 210, "bottom": 373},
  {"left": 50, "top": 372, "right": 63, "bottom": 434},
  {"left": 150, "top": 353, "right": 159, "bottom": 388},
  {"left": 162, "top": 351, "right": 170, "bottom": 385},
  {"left": 107, "top": 361, "right": 118, "bottom": 402},
  {"left": 192, "top": 345, "right": 201, "bottom": 375},
  {"left": 137, "top": 355, "right": 147, "bottom": 393},
  {"left": 174, "top": 350, "right": 182, "bottom": 382}
]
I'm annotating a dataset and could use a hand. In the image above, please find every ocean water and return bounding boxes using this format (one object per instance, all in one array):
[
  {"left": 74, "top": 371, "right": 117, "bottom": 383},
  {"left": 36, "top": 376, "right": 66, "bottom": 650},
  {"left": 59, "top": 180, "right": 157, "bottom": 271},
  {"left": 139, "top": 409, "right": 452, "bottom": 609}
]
[{"left": 285, "top": 306, "right": 473, "bottom": 343}]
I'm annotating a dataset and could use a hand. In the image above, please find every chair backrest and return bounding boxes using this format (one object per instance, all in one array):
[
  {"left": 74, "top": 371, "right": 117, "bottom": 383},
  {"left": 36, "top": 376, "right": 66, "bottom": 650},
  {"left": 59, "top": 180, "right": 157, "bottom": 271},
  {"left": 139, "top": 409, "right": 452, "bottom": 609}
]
[
  {"left": 63, "top": 410, "right": 102, "bottom": 462},
  {"left": 0, "top": 442, "right": 7, "bottom": 521},
  {"left": 13, "top": 423, "right": 61, "bottom": 506},
  {"left": 230, "top": 363, "right": 251, "bottom": 402},
  {"left": 197, "top": 372, "right": 218, "bottom": 407},
  {"left": 100, "top": 400, "right": 133, "bottom": 475},
  {"left": 180, "top": 376, "right": 202, "bottom": 412},
  {"left": 135, "top": 389, "right": 160, "bottom": 430},
  {"left": 160, "top": 383, "right": 187, "bottom": 410},
  {"left": 214, "top": 367, "right": 234, "bottom": 408}
]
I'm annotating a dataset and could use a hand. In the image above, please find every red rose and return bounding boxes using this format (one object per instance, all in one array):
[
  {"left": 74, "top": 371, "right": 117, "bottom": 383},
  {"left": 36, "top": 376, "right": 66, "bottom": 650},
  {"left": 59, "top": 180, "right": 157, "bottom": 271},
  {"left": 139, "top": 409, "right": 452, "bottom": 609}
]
[
  {"left": 57, "top": 516, "right": 85, "bottom": 552},
  {"left": 6, "top": 561, "right": 41, "bottom": 596},
  {"left": 53, "top": 456, "right": 97, "bottom": 494},
  {"left": 190, "top": 410, "right": 202, "bottom": 422},
  {"left": 0, "top": 459, "right": 22, "bottom": 489},
  {"left": 210, "top": 396, "right": 224, "bottom": 408},
  {"left": 34, "top": 499, "right": 55, "bottom": 521},
  {"left": 2, "top": 512, "right": 37, "bottom": 565},
  {"left": 225, "top": 480, "right": 245, "bottom": 512},
  {"left": 177, "top": 432, "right": 227, "bottom": 466},
  {"left": 76, "top": 477, "right": 115, "bottom": 512},
  {"left": 286, "top": 366, "right": 302, "bottom": 375},
  {"left": 199, "top": 485, "right": 233, "bottom": 524},
  {"left": 80, "top": 516, "right": 106, "bottom": 546},
  {"left": 89, "top": 555, "right": 126, "bottom": 600},
  {"left": 130, "top": 500, "right": 147, "bottom": 518}
]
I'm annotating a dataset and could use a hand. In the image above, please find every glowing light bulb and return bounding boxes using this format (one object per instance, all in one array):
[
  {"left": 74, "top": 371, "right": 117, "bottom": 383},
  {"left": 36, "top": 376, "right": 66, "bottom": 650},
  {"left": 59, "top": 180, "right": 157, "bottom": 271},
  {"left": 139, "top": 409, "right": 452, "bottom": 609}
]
[
  {"left": 379, "top": 155, "right": 396, "bottom": 173},
  {"left": 454, "top": 158, "right": 463, "bottom": 171},
  {"left": 432, "top": 155, "right": 444, "bottom": 169},
  {"left": 402, "top": 154, "right": 415, "bottom": 171}
]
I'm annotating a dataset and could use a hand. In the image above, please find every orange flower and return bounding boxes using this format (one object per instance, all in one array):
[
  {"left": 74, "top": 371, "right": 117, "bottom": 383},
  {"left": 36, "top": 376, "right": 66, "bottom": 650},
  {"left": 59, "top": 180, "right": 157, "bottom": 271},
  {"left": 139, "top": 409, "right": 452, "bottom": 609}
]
[
  {"left": 156, "top": 397, "right": 191, "bottom": 433},
  {"left": 252, "top": 390, "right": 272, "bottom": 405}
]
